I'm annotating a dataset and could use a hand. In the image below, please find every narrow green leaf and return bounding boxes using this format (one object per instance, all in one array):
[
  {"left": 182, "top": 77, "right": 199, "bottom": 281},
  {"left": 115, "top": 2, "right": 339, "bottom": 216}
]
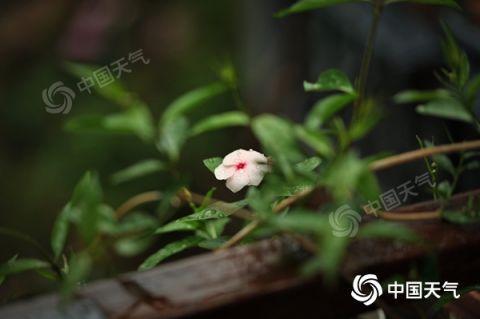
[
  {"left": 295, "top": 157, "right": 321, "bottom": 172},
  {"left": 416, "top": 99, "right": 473, "bottom": 123},
  {"left": 0, "top": 258, "right": 49, "bottom": 277},
  {"left": 252, "top": 115, "right": 302, "bottom": 178},
  {"left": 295, "top": 125, "right": 334, "bottom": 158},
  {"left": 111, "top": 159, "right": 166, "bottom": 185},
  {"left": 386, "top": 0, "right": 460, "bottom": 10},
  {"left": 358, "top": 221, "right": 420, "bottom": 243},
  {"left": 114, "top": 236, "right": 153, "bottom": 257},
  {"left": 303, "top": 69, "right": 355, "bottom": 94},
  {"left": 71, "top": 171, "right": 103, "bottom": 244},
  {"left": 271, "top": 211, "right": 329, "bottom": 233},
  {"left": 139, "top": 236, "right": 203, "bottom": 270},
  {"left": 322, "top": 152, "right": 368, "bottom": 201},
  {"left": 65, "top": 106, "right": 155, "bottom": 142},
  {"left": 104, "top": 105, "right": 155, "bottom": 142},
  {"left": 103, "top": 212, "right": 157, "bottom": 235},
  {"left": 394, "top": 89, "right": 450, "bottom": 104},
  {"left": 51, "top": 203, "right": 74, "bottom": 259},
  {"left": 442, "top": 209, "right": 480, "bottom": 224},
  {"left": 305, "top": 94, "right": 355, "bottom": 129},
  {"left": 65, "top": 62, "right": 139, "bottom": 108},
  {"left": 177, "top": 208, "right": 230, "bottom": 222},
  {"left": 61, "top": 253, "right": 92, "bottom": 298},
  {"left": 276, "top": 0, "right": 361, "bottom": 18},
  {"left": 161, "top": 83, "right": 227, "bottom": 125},
  {"left": 158, "top": 116, "right": 189, "bottom": 161},
  {"left": 154, "top": 220, "right": 200, "bottom": 235},
  {"left": 203, "top": 157, "right": 223, "bottom": 173},
  {"left": 198, "top": 237, "right": 227, "bottom": 249},
  {"left": 190, "top": 111, "right": 249, "bottom": 136}
]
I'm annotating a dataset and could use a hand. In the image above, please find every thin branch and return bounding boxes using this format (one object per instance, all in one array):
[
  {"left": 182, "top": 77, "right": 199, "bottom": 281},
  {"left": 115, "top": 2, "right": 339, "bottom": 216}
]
[
  {"left": 115, "top": 191, "right": 163, "bottom": 219},
  {"left": 354, "top": 0, "right": 384, "bottom": 110},
  {"left": 379, "top": 210, "right": 441, "bottom": 221},
  {"left": 369, "top": 139, "right": 480, "bottom": 171}
]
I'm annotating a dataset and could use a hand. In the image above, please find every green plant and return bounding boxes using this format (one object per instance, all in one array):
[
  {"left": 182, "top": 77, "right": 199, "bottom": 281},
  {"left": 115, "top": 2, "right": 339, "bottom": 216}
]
[{"left": 3, "top": 0, "right": 480, "bottom": 302}]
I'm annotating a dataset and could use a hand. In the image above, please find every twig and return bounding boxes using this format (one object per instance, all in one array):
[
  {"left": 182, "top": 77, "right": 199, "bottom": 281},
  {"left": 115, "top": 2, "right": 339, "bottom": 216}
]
[
  {"left": 369, "top": 140, "right": 480, "bottom": 171},
  {"left": 379, "top": 210, "right": 441, "bottom": 221},
  {"left": 115, "top": 191, "right": 163, "bottom": 219},
  {"left": 354, "top": 0, "right": 384, "bottom": 110}
]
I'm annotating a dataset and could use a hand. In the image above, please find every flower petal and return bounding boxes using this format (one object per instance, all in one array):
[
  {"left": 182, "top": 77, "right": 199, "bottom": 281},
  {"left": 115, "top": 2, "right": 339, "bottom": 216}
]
[
  {"left": 246, "top": 149, "right": 268, "bottom": 164},
  {"left": 223, "top": 149, "right": 249, "bottom": 165},
  {"left": 246, "top": 164, "right": 267, "bottom": 186},
  {"left": 226, "top": 171, "right": 250, "bottom": 193},
  {"left": 214, "top": 164, "right": 235, "bottom": 180}
]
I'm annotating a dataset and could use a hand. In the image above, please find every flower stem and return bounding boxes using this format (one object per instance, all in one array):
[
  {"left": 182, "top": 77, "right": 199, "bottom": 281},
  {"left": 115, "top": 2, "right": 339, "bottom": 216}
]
[{"left": 355, "top": 0, "right": 384, "bottom": 110}]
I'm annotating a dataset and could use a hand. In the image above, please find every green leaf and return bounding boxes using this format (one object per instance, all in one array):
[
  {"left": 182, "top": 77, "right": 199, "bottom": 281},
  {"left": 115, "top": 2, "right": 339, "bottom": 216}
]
[
  {"left": 294, "top": 125, "right": 334, "bottom": 158},
  {"left": 348, "top": 99, "right": 381, "bottom": 141},
  {"left": 205, "top": 218, "right": 229, "bottom": 239},
  {"left": 0, "top": 258, "right": 49, "bottom": 277},
  {"left": 275, "top": 0, "right": 362, "bottom": 18},
  {"left": 158, "top": 116, "right": 189, "bottom": 161},
  {"left": 190, "top": 111, "right": 249, "bottom": 136},
  {"left": 305, "top": 94, "right": 355, "bottom": 129},
  {"left": 466, "top": 74, "right": 480, "bottom": 102},
  {"left": 51, "top": 203, "right": 74, "bottom": 259},
  {"left": 203, "top": 157, "right": 223, "bottom": 173},
  {"left": 161, "top": 82, "right": 227, "bottom": 125},
  {"left": 386, "top": 0, "right": 460, "bottom": 9},
  {"left": 103, "top": 106, "right": 155, "bottom": 142},
  {"left": 111, "top": 159, "right": 166, "bottom": 185},
  {"left": 322, "top": 152, "right": 368, "bottom": 201},
  {"left": 441, "top": 22, "right": 470, "bottom": 87},
  {"left": 303, "top": 69, "right": 355, "bottom": 94},
  {"left": 198, "top": 237, "right": 227, "bottom": 249},
  {"left": 114, "top": 236, "right": 153, "bottom": 257},
  {"left": 61, "top": 253, "right": 92, "bottom": 298},
  {"left": 154, "top": 220, "right": 200, "bottom": 235},
  {"left": 139, "top": 236, "right": 203, "bottom": 270},
  {"left": 102, "top": 212, "right": 157, "bottom": 235},
  {"left": 271, "top": 211, "right": 329, "bottom": 234},
  {"left": 317, "top": 234, "right": 349, "bottom": 279},
  {"left": 65, "top": 62, "right": 139, "bottom": 108},
  {"left": 71, "top": 171, "right": 103, "bottom": 244},
  {"left": 252, "top": 115, "right": 302, "bottom": 178},
  {"left": 177, "top": 208, "right": 230, "bottom": 222},
  {"left": 358, "top": 221, "right": 421, "bottom": 243},
  {"left": 442, "top": 209, "right": 480, "bottom": 224},
  {"left": 393, "top": 89, "right": 450, "bottom": 104},
  {"left": 416, "top": 99, "right": 474, "bottom": 123},
  {"left": 65, "top": 105, "right": 155, "bottom": 142},
  {"left": 295, "top": 157, "right": 321, "bottom": 172}
]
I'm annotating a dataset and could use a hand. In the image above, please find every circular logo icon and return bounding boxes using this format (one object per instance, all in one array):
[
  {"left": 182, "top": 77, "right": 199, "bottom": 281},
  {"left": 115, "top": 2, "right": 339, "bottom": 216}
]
[
  {"left": 329, "top": 204, "right": 361, "bottom": 237},
  {"left": 42, "top": 81, "right": 75, "bottom": 114},
  {"left": 351, "top": 274, "right": 383, "bottom": 306}
]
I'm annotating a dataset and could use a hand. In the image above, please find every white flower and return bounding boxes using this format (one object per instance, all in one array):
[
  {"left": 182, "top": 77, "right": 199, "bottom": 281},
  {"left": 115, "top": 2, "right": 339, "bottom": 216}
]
[{"left": 214, "top": 149, "right": 269, "bottom": 193}]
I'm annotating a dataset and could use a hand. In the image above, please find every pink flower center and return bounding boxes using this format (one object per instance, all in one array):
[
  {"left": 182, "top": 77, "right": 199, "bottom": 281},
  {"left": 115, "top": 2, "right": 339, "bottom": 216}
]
[{"left": 235, "top": 162, "right": 247, "bottom": 170}]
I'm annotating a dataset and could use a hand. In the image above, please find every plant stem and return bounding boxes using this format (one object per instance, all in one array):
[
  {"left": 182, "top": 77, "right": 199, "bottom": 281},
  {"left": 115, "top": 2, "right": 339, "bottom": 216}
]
[
  {"left": 355, "top": 0, "right": 384, "bottom": 110},
  {"left": 369, "top": 139, "right": 480, "bottom": 171}
]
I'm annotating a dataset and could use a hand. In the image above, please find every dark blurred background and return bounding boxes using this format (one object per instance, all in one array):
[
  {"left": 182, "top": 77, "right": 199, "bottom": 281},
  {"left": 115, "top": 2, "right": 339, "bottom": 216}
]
[{"left": 0, "top": 0, "right": 479, "bottom": 300}]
